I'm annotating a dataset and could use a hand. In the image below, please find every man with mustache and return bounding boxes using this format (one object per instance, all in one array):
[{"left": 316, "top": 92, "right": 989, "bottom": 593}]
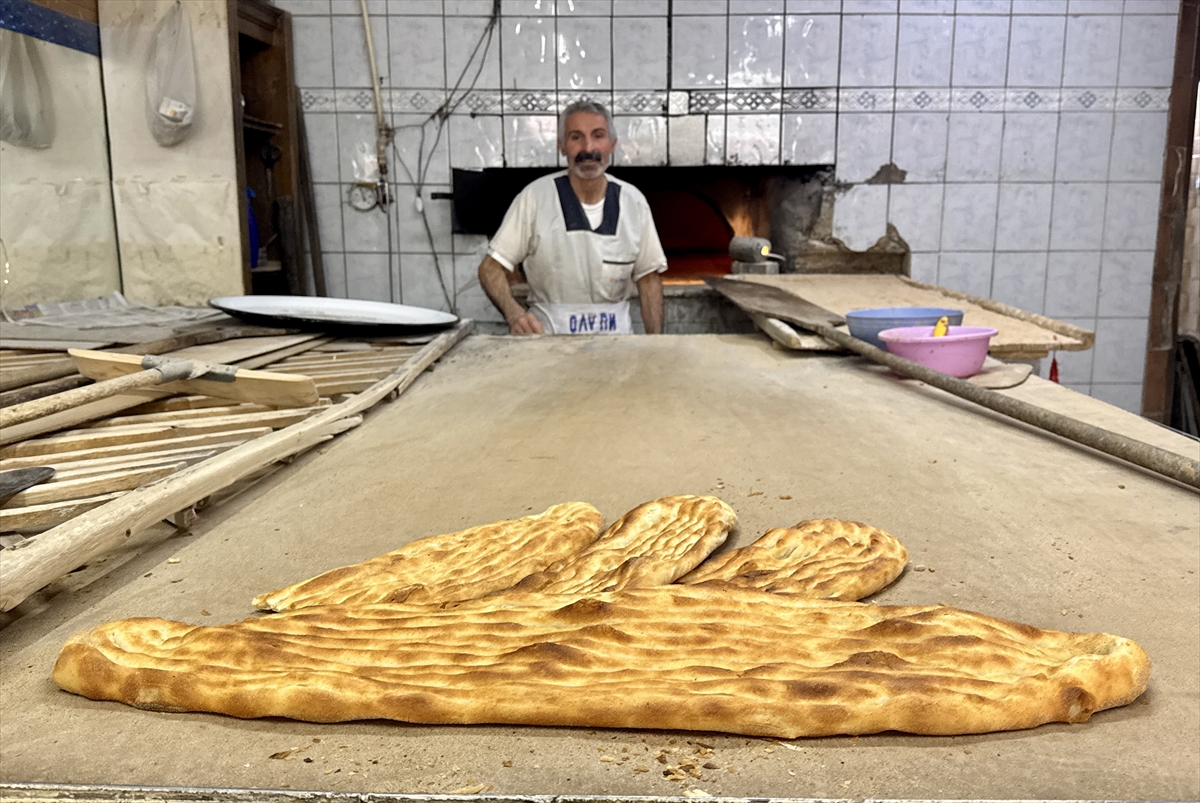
[{"left": 477, "top": 101, "right": 667, "bottom": 335}]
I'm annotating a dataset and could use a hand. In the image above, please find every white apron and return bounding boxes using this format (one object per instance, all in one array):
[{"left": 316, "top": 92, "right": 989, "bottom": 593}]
[{"left": 530, "top": 301, "right": 633, "bottom": 335}]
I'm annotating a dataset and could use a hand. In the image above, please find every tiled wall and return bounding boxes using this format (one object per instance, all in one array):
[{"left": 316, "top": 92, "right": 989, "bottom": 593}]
[{"left": 280, "top": 0, "right": 1179, "bottom": 414}]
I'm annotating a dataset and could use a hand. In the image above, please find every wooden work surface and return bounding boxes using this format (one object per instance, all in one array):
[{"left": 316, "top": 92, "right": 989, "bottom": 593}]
[
  {"left": 740, "top": 274, "right": 1093, "bottom": 357},
  {"left": 0, "top": 334, "right": 1197, "bottom": 801}
]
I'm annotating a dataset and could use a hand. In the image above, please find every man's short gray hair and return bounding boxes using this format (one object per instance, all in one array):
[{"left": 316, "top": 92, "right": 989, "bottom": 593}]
[{"left": 558, "top": 100, "right": 614, "bottom": 146}]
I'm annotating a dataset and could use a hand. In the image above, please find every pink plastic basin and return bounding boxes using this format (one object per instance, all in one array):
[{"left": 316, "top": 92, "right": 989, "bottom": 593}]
[{"left": 876, "top": 325, "right": 998, "bottom": 378}]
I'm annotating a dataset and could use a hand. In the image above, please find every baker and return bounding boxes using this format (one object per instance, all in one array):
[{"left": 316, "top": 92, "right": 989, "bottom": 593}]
[{"left": 477, "top": 101, "right": 667, "bottom": 335}]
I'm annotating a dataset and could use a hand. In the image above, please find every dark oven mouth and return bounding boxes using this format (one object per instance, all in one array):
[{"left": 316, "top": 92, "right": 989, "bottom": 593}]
[{"left": 450, "top": 165, "right": 831, "bottom": 282}]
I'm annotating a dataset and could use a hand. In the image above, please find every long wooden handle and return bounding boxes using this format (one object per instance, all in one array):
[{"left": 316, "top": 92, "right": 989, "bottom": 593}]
[
  {"left": 810, "top": 322, "right": 1199, "bottom": 490},
  {"left": 0, "top": 369, "right": 163, "bottom": 430}
]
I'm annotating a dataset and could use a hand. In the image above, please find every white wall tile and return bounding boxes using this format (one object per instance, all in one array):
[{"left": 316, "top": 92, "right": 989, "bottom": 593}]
[
  {"left": 945, "top": 113, "right": 1003, "bottom": 181},
  {"left": 1011, "top": 0, "right": 1066, "bottom": 11},
  {"left": 322, "top": 252, "right": 347, "bottom": 298},
  {"left": 726, "top": 114, "right": 781, "bottom": 164},
  {"left": 995, "top": 183, "right": 1053, "bottom": 250},
  {"left": 292, "top": 17, "right": 334, "bottom": 87},
  {"left": 557, "top": 0, "right": 614, "bottom": 12},
  {"left": 557, "top": 15, "right": 612, "bottom": 91},
  {"left": 391, "top": 186, "right": 444, "bottom": 251},
  {"left": 388, "top": 0, "right": 445, "bottom": 13},
  {"left": 446, "top": 16, "right": 502, "bottom": 89},
  {"left": 1051, "top": 319, "right": 1097, "bottom": 383},
  {"left": 388, "top": 16, "right": 445, "bottom": 88},
  {"left": 612, "top": 16, "right": 668, "bottom": 89},
  {"left": 276, "top": 0, "right": 332, "bottom": 14},
  {"left": 1089, "top": 383, "right": 1144, "bottom": 414},
  {"left": 1118, "top": 15, "right": 1179, "bottom": 87},
  {"left": 941, "top": 183, "right": 998, "bottom": 250},
  {"left": 1044, "top": 251, "right": 1101, "bottom": 317},
  {"left": 1006, "top": 16, "right": 1066, "bottom": 87},
  {"left": 504, "top": 115, "right": 560, "bottom": 166},
  {"left": 895, "top": 14, "right": 954, "bottom": 86},
  {"left": 613, "top": 0, "right": 670, "bottom": 13},
  {"left": 675, "top": 0, "right": 730, "bottom": 12},
  {"left": 1062, "top": 14, "right": 1121, "bottom": 86},
  {"left": 900, "top": 0, "right": 955, "bottom": 12},
  {"left": 343, "top": 198, "right": 391, "bottom": 253},
  {"left": 1108, "top": 112, "right": 1168, "bottom": 181},
  {"left": 393, "top": 115, "right": 449, "bottom": 185},
  {"left": 1054, "top": 113, "right": 1115, "bottom": 181},
  {"left": 991, "top": 252, "right": 1047, "bottom": 311},
  {"left": 669, "top": 115, "right": 707, "bottom": 165},
  {"left": 843, "top": 0, "right": 897, "bottom": 10},
  {"left": 502, "top": 17, "right": 556, "bottom": 90},
  {"left": 450, "top": 115, "right": 505, "bottom": 168},
  {"left": 615, "top": 116, "right": 668, "bottom": 165},
  {"left": 332, "top": 15, "right": 387, "bottom": 87},
  {"left": 331, "top": 0, "right": 385, "bottom": 13},
  {"left": 1049, "top": 183, "right": 1108, "bottom": 250},
  {"left": 1124, "top": 0, "right": 1180, "bottom": 12},
  {"left": 305, "top": 113, "right": 341, "bottom": 182},
  {"left": 888, "top": 183, "right": 944, "bottom": 250},
  {"left": 891, "top": 113, "right": 948, "bottom": 181},
  {"left": 832, "top": 184, "right": 889, "bottom": 251},
  {"left": 938, "top": 252, "right": 994, "bottom": 297},
  {"left": 1092, "top": 317, "right": 1149, "bottom": 382},
  {"left": 956, "top": 1, "right": 1011, "bottom": 11},
  {"left": 706, "top": 114, "right": 726, "bottom": 163},
  {"left": 1098, "top": 250, "right": 1155, "bottom": 316},
  {"left": 345, "top": 253, "right": 394, "bottom": 302},
  {"left": 1067, "top": 0, "right": 1123, "bottom": 12},
  {"left": 401, "top": 253, "right": 453, "bottom": 312},
  {"left": 453, "top": 254, "right": 506, "bottom": 322},
  {"left": 840, "top": 14, "right": 899, "bottom": 87},
  {"left": 787, "top": 0, "right": 841, "bottom": 11},
  {"left": 673, "top": 16, "right": 729, "bottom": 87},
  {"left": 835, "top": 113, "right": 894, "bottom": 182},
  {"left": 999, "top": 113, "right": 1059, "bottom": 181},
  {"left": 781, "top": 113, "right": 836, "bottom": 163},
  {"left": 336, "top": 113, "right": 378, "bottom": 182},
  {"left": 313, "top": 184, "right": 345, "bottom": 254},
  {"left": 1102, "top": 181, "right": 1160, "bottom": 250},
  {"left": 729, "top": 15, "right": 785, "bottom": 87},
  {"left": 953, "top": 15, "right": 1009, "bottom": 86},
  {"left": 784, "top": 14, "right": 841, "bottom": 87},
  {"left": 909, "top": 251, "right": 939, "bottom": 284}
]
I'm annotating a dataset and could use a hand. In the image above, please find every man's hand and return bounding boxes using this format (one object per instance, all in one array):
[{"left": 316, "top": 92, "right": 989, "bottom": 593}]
[
  {"left": 479, "top": 255, "right": 543, "bottom": 335},
  {"left": 508, "top": 311, "right": 544, "bottom": 335}
]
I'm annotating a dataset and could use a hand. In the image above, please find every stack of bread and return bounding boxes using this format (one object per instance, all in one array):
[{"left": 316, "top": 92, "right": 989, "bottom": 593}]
[{"left": 52, "top": 495, "right": 1150, "bottom": 738}]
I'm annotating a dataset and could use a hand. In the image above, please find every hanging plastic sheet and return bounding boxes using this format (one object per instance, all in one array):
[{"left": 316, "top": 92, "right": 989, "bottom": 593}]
[
  {"left": 144, "top": 1, "right": 197, "bottom": 146},
  {"left": 0, "top": 28, "right": 55, "bottom": 148}
]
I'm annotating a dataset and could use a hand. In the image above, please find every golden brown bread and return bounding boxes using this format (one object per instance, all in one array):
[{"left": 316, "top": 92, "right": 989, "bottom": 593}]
[
  {"left": 678, "top": 519, "right": 908, "bottom": 600},
  {"left": 53, "top": 585, "right": 1150, "bottom": 738},
  {"left": 252, "top": 502, "right": 603, "bottom": 612},
  {"left": 506, "top": 496, "right": 736, "bottom": 594}
]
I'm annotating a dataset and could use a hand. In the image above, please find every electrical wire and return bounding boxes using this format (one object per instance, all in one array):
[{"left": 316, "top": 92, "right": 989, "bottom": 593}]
[{"left": 381, "top": 0, "right": 501, "bottom": 315}]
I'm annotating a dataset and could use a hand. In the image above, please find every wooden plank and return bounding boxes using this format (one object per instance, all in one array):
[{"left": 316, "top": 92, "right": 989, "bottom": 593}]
[
  {"left": 738, "top": 274, "right": 1093, "bottom": 354},
  {"left": 87, "top": 404, "right": 276, "bottom": 427},
  {"left": 313, "top": 379, "right": 377, "bottom": 395},
  {"left": 0, "top": 395, "right": 169, "bottom": 448},
  {"left": 224, "top": 337, "right": 334, "bottom": 371},
  {"left": 0, "top": 375, "right": 91, "bottom": 408},
  {"left": 268, "top": 356, "right": 412, "bottom": 374},
  {"left": 0, "top": 428, "right": 272, "bottom": 469},
  {"left": 0, "top": 492, "right": 124, "bottom": 530},
  {"left": 3, "top": 464, "right": 184, "bottom": 507},
  {"left": 0, "top": 321, "right": 473, "bottom": 610},
  {"left": 167, "top": 334, "right": 322, "bottom": 363},
  {"left": 120, "top": 395, "right": 242, "bottom": 415},
  {"left": 51, "top": 452, "right": 219, "bottom": 480},
  {"left": 10, "top": 444, "right": 234, "bottom": 475},
  {"left": 69, "top": 349, "right": 320, "bottom": 408}
]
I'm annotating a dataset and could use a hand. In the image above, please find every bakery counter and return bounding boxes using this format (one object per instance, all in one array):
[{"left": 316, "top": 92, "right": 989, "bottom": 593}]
[{"left": 1, "top": 333, "right": 1197, "bottom": 801}]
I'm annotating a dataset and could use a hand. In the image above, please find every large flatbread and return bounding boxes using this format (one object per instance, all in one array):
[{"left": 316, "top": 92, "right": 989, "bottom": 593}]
[
  {"left": 507, "top": 496, "right": 736, "bottom": 594},
  {"left": 678, "top": 519, "right": 907, "bottom": 600},
  {"left": 252, "top": 502, "right": 603, "bottom": 612},
  {"left": 53, "top": 585, "right": 1150, "bottom": 738}
]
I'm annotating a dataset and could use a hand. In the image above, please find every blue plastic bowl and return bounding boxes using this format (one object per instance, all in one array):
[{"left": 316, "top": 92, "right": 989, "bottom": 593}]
[{"left": 844, "top": 307, "right": 965, "bottom": 349}]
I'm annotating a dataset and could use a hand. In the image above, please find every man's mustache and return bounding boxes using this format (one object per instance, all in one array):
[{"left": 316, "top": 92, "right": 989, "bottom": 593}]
[{"left": 574, "top": 151, "right": 604, "bottom": 163}]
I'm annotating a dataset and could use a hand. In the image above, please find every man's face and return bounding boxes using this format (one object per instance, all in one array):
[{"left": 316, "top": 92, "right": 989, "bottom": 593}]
[{"left": 559, "top": 111, "right": 616, "bottom": 180}]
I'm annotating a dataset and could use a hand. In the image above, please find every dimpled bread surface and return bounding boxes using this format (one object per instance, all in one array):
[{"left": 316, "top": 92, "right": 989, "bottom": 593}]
[
  {"left": 506, "top": 495, "right": 737, "bottom": 595},
  {"left": 53, "top": 585, "right": 1150, "bottom": 739},
  {"left": 678, "top": 519, "right": 909, "bottom": 601},
  {"left": 252, "top": 502, "right": 604, "bottom": 612}
]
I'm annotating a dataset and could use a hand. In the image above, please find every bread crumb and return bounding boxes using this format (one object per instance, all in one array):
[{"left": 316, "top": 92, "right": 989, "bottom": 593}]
[
  {"left": 634, "top": 766, "right": 649, "bottom": 773},
  {"left": 502, "top": 760, "right": 512, "bottom": 768},
  {"left": 779, "top": 495, "right": 792, "bottom": 500},
  {"left": 167, "top": 558, "right": 181, "bottom": 564},
  {"left": 449, "top": 784, "right": 490, "bottom": 794},
  {"left": 600, "top": 756, "right": 617, "bottom": 763},
  {"left": 702, "top": 762, "right": 719, "bottom": 770}
]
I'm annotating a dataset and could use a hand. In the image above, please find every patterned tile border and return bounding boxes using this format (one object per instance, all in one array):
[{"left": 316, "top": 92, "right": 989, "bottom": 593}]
[
  {"left": 502, "top": 90, "right": 557, "bottom": 114},
  {"left": 1114, "top": 87, "right": 1170, "bottom": 112},
  {"left": 894, "top": 87, "right": 951, "bottom": 113},
  {"left": 1061, "top": 87, "right": 1116, "bottom": 112},
  {"left": 456, "top": 89, "right": 504, "bottom": 115},
  {"left": 612, "top": 91, "right": 668, "bottom": 115},
  {"left": 838, "top": 87, "right": 896, "bottom": 113},
  {"left": 782, "top": 87, "right": 836, "bottom": 112},
  {"left": 950, "top": 87, "right": 1005, "bottom": 112},
  {"left": 300, "top": 89, "right": 336, "bottom": 113},
  {"left": 689, "top": 90, "right": 726, "bottom": 114},
  {"left": 1004, "top": 88, "right": 1062, "bottom": 113},
  {"left": 726, "top": 88, "right": 782, "bottom": 114}
]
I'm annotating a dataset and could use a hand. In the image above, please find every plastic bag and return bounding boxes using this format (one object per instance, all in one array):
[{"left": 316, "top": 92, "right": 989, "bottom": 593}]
[
  {"left": 145, "top": 1, "right": 197, "bottom": 146},
  {"left": 0, "top": 29, "right": 55, "bottom": 149}
]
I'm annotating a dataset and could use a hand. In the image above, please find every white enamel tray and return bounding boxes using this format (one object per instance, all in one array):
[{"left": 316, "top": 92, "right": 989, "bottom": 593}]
[{"left": 209, "top": 296, "right": 458, "bottom": 328}]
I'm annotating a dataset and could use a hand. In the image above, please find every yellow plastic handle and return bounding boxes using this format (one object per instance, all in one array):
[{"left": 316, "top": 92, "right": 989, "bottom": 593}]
[{"left": 932, "top": 316, "right": 950, "bottom": 337}]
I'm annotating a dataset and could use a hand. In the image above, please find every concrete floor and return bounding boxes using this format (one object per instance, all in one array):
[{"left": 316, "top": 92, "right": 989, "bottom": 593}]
[{"left": 1, "top": 334, "right": 1198, "bottom": 801}]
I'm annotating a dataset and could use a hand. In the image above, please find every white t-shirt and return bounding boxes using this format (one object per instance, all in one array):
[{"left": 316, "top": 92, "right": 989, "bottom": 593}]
[{"left": 487, "top": 171, "right": 668, "bottom": 309}]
